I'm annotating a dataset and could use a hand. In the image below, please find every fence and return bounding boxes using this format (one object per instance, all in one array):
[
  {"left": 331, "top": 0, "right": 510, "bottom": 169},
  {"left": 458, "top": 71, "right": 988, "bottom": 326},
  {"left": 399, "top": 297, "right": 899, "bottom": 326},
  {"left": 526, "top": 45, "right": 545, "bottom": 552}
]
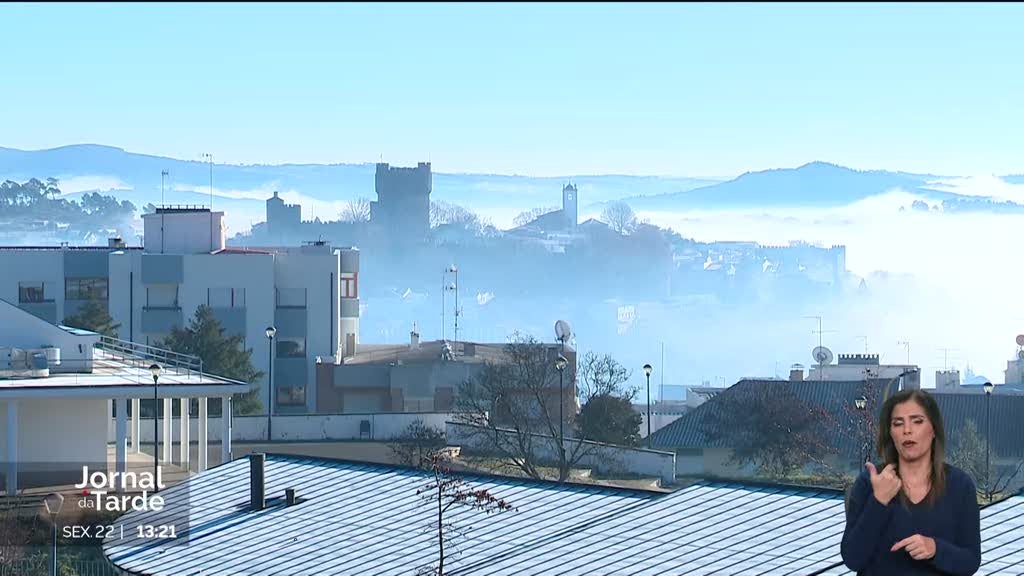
[{"left": 0, "top": 559, "right": 124, "bottom": 576}]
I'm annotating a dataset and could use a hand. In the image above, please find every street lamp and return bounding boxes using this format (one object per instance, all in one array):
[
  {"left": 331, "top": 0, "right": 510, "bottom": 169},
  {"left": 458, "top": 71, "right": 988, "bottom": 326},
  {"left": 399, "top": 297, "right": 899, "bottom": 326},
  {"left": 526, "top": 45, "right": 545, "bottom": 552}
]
[
  {"left": 855, "top": 395, "right": 868, "bottom": 462},
  {"left": 266, "top": 326, "right": 276, "bottom": 442},
  {"left": 556, "top": 354, "right": 568, "bottom": 447},
  {"left": 643, "top": 364, "right": 653, "bottom": 445},
  {"left": 984, "top": 381, "right": 993, "bottom": 501},
  {"left": 148, "top": 363, "right": 162, "bottom": 491},
  {"left": 43, "top": 492, "right": 64, "bottom": 576}
]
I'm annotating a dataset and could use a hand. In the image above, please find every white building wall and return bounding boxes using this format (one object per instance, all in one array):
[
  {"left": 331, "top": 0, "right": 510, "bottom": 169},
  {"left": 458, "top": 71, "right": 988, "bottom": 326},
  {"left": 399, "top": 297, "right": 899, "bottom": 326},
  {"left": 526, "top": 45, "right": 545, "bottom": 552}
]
[
  {"left": 0, "top": 398, "right": 107, "bottom": 464},
  {"left": 274, "top": 247, "right": 341, "bottom": 411},
  {"left": 143, "top": 211, "right": 225, "bottom": 254},
  {"left": 0, "top": 250, "right": 65, "bottom": 316}
]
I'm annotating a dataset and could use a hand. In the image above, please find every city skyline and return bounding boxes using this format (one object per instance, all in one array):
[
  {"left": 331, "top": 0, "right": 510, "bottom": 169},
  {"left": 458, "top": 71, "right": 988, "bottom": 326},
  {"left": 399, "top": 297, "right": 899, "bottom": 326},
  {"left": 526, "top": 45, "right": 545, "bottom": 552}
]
[{"left": 2, "top": 3, "right": 1024, "bottom": 177}]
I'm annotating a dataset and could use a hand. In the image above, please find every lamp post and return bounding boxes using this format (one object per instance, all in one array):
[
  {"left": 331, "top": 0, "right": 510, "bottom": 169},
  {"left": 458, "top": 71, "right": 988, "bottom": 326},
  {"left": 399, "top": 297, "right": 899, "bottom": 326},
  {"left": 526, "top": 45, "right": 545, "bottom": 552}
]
[
  {"left": 266, "top": 326, "right": 276, "bottom": 442},
  {"left": 984, "top": 381, "right": 993, "bottom": 502},
  {"left": 643, "top": 364, "right": 653, "bottom": 445},
  {"left": 556, "top": 354, "right": 567, "bottom": 448},
  {"left": 855, "top": 395, "right": 868, "bottom": 462},
  {"left": 43, "top": 492, "right": 64, "bottom": 576},
  {"left": 148, "top": 363, "right": 161, "bottom": 491}
]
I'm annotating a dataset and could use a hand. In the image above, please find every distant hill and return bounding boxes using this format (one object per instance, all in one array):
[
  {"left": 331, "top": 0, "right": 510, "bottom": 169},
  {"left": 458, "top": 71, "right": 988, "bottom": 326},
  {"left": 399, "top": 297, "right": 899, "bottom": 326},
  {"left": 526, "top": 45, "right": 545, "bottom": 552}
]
[
  {"left": 627, "top": 161, "right": 959, "bottom": 210},
  {"left": 0, "top": 144, "right": 718, "bottom": 220}
]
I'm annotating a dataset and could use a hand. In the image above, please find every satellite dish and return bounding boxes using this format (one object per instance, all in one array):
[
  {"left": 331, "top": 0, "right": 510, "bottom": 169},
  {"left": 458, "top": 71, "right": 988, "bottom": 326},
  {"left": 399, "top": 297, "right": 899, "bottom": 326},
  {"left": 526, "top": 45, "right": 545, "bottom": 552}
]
[
  {"left": 1016, "top": 334, "right": 1024, "bottom": 347},
  {"left": 554, "top": 320, "right": 573, "bottom": 343},
  {"left": 812, "top": 346, "right": 834, "bottom": 366}
]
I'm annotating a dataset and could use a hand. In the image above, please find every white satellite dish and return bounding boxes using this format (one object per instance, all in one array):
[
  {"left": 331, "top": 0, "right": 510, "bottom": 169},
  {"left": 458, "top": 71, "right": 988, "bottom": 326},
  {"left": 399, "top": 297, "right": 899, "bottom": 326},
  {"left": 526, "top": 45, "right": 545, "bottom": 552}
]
[
  {"left": 555, "top": 320, "right": 573, "bottom": 343},
  {"left": 812, "top": 346, "right": 834, "bottom": 366}
]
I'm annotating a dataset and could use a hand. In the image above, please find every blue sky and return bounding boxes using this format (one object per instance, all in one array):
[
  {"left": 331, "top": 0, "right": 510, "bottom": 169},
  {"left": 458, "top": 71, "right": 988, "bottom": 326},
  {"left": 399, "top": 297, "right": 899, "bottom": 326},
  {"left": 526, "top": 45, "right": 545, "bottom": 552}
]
[{"left": 2, "top": 2, "right": 1023, "bottom": 177}]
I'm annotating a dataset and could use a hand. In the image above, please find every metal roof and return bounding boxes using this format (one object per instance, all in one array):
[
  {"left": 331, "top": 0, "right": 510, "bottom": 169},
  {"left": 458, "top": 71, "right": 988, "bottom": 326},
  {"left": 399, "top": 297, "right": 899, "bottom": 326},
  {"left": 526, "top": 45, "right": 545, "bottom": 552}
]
[
  {"left": 817, "top": 494, "right": 1024, "bottom": 576},
  {"left": 97, "top": 455, "right": 903, "bottom": 576}
]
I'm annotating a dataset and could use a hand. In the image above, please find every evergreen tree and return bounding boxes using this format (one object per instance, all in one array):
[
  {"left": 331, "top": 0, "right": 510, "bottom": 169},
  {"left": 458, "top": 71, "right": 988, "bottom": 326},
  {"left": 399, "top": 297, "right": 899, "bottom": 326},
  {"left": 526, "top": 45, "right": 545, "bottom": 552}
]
[
  {"left": 62, "top": 293, "right": 120, "bottom": 338},
  {"left": 155, "top": 305, "right": 264, "bottom": 415}
]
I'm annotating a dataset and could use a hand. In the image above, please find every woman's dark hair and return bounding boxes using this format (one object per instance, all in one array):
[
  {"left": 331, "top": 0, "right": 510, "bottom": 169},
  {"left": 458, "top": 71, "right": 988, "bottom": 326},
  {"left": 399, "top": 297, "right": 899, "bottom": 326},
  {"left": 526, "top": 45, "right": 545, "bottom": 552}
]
[{"left": 877, "top": 388, "right": 946, "bottom": 506}]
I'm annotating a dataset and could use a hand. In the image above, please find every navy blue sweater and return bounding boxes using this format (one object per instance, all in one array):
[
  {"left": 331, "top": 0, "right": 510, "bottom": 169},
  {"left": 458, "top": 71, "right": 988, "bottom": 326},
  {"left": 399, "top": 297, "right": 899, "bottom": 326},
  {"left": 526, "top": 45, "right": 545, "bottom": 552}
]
[{"left": 841, "top": 463, "right": 981, "bottom": 575}]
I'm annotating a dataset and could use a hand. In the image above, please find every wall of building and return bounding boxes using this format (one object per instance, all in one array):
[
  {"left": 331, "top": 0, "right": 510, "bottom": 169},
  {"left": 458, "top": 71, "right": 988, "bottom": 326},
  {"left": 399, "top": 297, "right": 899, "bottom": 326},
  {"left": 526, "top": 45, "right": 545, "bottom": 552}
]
[
  {"left": 1, "top": 398, "right": 108, "bottom": 488},
  {"left": 0, "top": 298, "right": 99, "bottom": 371},
  {"left": 143, "top": 210, "right": 225, "bottom": 254},
  {"left": 448, "top": 421, "right": 677, "bottom": 485},
  {"left": 0, "top": 250, "right": 65, "bottom": 323},
  {"left": 113, "top": 412, "right": 455, "bottom": 443},
  {"left": 273, "top": 246, "right": 340, "bottom": 413}
]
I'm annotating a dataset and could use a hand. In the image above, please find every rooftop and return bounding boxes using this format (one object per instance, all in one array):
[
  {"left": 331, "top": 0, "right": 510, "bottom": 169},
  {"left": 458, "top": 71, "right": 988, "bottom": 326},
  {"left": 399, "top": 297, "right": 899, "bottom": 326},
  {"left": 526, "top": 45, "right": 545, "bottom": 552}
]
[{"left": 102, "top": 454, "right": 1024, "bottom": 576}]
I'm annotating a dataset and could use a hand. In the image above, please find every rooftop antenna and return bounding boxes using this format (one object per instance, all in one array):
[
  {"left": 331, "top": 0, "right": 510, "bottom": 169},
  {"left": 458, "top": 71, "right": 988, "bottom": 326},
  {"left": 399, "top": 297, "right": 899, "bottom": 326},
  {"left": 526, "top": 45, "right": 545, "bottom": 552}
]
[
  {"left": 160, "top": 169, "right": 169, "bottom": 206},
  {"left": 936, "top": 347, "right": 960, "bottom": 371},
  {"left": 856, "top": 335, "right": 868, "bottom": 354},
  {"left": 898, "top": 340, "right": 911, "bottom": 365}
]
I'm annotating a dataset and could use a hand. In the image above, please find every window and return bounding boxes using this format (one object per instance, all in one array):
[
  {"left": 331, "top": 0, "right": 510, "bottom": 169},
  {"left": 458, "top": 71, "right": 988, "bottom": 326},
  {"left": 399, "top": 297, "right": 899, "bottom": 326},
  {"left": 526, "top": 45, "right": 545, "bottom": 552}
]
[
  {"left": 208, "top": 287, "right": 245, "bottom": 308},
  {"left": 276, "top": 287, "right": 306, "bottom": 308},
  {"left": 276, "top": 337, "right": 306, "bottom": 358},
  {"left": 18, "top": 282, "right": 50, "bottom": 303},
  {"left": 276, "top": 386, "right": 306, "bottom": 406},
  {"left": 65, "top": 277, "right": 109, "bottom": 300},
  {"left": 340, "top": 275, "right": 358, "bottom": 299},
  {"left": 146, "top": 284, "right": 179, "bottom": 308}
]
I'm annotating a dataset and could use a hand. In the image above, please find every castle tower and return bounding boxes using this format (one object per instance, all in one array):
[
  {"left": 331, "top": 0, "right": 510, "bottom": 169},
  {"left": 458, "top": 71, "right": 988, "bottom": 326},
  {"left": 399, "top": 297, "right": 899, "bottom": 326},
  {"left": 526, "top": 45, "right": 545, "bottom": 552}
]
[{"left": 562, "top": 182, "right": 578, "bottom": 232}]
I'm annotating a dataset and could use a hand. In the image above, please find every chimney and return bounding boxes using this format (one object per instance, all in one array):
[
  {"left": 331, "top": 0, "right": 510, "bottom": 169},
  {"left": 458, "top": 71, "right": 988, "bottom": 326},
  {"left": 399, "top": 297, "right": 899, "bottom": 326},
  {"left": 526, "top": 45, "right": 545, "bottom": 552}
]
[
  {"left": 249, "top": 453, "right": 265, "bottom": 511},
  {"left": 286, "top": 488, "right": 297, "bottom": 506},
  {"left": 789, "top": 364, "right": 805, "bottom": 382},
  {"left": 410, "top": 322, "right": 420, "bottom": 350}
]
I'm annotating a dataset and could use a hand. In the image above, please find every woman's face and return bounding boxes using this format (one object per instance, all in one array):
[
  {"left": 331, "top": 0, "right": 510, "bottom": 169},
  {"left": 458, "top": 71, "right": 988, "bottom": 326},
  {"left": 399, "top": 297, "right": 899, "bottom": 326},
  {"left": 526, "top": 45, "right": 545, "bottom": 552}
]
[{"left": 890, "top": 399, "right": 935, "bottom": 463}]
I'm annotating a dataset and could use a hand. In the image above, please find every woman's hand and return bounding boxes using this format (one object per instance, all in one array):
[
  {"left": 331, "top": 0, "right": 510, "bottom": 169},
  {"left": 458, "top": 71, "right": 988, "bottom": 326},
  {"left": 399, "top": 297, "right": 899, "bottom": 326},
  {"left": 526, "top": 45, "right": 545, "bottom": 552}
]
[
  {"left": 866, "top": 462, "right": 902, "bottom": 505},
  {"left": 891, "top": 534, "right": 937, "bottom": 560}
]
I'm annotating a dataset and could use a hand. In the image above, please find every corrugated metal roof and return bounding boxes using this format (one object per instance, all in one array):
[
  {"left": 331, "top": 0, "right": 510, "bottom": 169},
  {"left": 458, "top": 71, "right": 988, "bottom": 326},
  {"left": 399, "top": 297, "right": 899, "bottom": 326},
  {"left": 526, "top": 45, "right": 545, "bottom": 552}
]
[
  {"left": 103, "top": 455, "right": 1024, "bottom": 575},
  {"left": 815, "top": 494, "right": 1024, "bottom": 576}
]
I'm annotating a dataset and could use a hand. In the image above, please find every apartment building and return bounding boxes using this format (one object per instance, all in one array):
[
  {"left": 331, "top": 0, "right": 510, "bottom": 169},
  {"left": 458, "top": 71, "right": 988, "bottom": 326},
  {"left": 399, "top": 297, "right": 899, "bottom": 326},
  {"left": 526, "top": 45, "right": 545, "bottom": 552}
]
[{"left": 0, "top": 206, "right": 360, "bottom": 414}]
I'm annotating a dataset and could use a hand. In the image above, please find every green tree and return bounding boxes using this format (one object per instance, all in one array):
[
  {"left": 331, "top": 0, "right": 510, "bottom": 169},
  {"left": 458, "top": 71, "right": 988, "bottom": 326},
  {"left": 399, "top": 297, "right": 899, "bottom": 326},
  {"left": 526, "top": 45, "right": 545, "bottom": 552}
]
[
  {"left": 62, "top": 293, "right": 120, "bottom": 338},
  {"left": 155, "top": 306, "right": 263, "bottom": 415},
  {"left": 575, "top": 351, "right": 641, "bottom": 446},
  {"left": 577, "top": 394, "right": 642, "bottom": 446}
]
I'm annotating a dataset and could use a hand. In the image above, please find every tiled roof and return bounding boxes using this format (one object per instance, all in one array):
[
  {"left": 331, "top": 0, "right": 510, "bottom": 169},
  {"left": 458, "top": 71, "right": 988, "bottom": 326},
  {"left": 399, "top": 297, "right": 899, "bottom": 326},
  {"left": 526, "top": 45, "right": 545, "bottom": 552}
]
[{"left": 649, "top": 379, "right": 1024, "bottom": 460}]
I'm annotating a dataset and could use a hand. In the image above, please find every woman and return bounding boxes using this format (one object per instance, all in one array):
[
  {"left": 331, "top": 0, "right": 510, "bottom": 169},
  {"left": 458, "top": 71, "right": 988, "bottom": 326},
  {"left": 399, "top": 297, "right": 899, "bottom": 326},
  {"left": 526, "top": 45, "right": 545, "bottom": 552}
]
[{"left": 841, "top": 389, "right": 982, "bottom": 575}]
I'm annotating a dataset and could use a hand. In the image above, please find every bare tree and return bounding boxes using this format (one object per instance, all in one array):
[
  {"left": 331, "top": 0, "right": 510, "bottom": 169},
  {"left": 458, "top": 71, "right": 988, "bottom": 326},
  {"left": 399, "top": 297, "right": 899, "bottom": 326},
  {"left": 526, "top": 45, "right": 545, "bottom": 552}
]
[
  {"left": 512, "top": 206, "right": 559, "bottom": 228},
  {"left": 339, "top": 197, "right": 370, "bottom": 223},
  {"left": 949, "top": 418, "right": 1024, "bottom": 503},
  {"left": 430, "top": 201, "right": 482, "bottom": 233},
  {"left": 416, "top": 453, "right": 515, "bottom": 576},
  {"left": 389, "top": 419, "right": 446, "bottom": 469},
  {"left": 601, "top": 201, "right": 637, "bottom": 235},
  {"left": 455, "top": 332, "right": 599, "bottom": 482}
]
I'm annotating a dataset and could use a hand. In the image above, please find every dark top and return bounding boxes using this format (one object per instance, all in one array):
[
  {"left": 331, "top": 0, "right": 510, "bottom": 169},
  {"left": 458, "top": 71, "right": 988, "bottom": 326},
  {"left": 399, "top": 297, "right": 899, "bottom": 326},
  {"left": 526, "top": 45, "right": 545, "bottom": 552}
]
[{"left": 841, "top": 463, "right": 982, "bottom": 575}]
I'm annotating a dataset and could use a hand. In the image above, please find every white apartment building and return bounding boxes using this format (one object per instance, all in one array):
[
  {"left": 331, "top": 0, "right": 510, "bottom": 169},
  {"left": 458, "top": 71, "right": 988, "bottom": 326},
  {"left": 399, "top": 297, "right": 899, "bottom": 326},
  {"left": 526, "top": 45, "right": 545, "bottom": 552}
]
[{"left": 0, "top": 206, "right": 360, "bottom": 415}]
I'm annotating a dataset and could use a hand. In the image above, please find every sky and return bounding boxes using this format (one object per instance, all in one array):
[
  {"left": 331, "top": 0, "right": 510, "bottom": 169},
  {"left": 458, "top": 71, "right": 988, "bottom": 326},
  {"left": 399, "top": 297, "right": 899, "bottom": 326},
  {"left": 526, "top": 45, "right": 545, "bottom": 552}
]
[{"left": 3, "top": 2, "right": 1024, "bottom": 177}]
